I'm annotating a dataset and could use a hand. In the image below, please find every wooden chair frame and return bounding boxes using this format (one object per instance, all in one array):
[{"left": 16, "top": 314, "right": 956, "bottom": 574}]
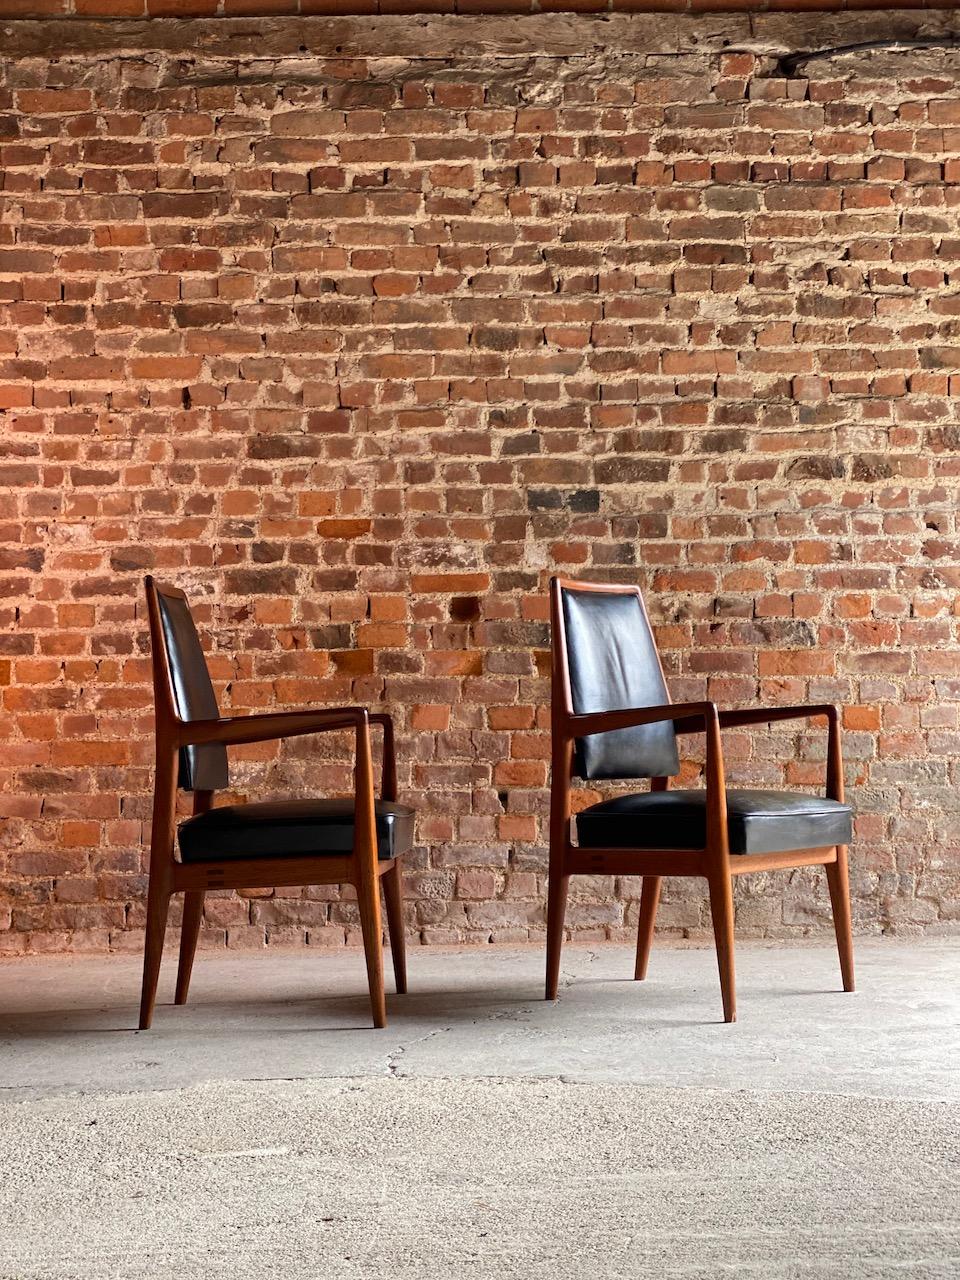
[
  {"left": 140, "top": 578, "right": 406, "bottom": 1031},
  {"left": 547, "top": 577, "right": 855, "bottom": 1023}
]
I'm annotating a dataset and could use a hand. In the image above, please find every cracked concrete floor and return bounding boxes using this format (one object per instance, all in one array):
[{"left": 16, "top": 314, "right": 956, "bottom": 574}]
[{"left": 1, "top": 939, "right": 958, "bottom": 1279}]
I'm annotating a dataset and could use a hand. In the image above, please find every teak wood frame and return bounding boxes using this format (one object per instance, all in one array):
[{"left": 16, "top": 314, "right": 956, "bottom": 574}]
[
  {"left": 547, "top": 577, "right": 855, "bottom": 1023},
  {"left": 140, "top": 577, "right": 406, "bottom": 1032}
]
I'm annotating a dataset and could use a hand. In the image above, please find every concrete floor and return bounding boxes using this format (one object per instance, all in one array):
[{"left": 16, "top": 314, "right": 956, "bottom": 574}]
[
  {"left": 3, "top": 1075, "right": 958, "bottom": 1280},
  {"left": 1, "top": 939, "right": 958, "bottom": 1279},
  {"left": 1, "top": 937, "right": 957, "bottom": 1101}
]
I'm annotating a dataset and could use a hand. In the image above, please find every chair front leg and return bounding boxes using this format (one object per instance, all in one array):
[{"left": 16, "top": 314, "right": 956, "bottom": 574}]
[
  {"left": 354, "top": 716, "right": 387, "bottom": 1029},
  {"left": 707, "top": 871, "right": 736, "bottom": 1024},
  {"left": 545, "top": 871, "right": 569, "bottom": 1001},
  {"left": 357, "top": 872, "right": 386, "bottom": 1028},
  {"left": 139, "top": 876, "right": 172, "bottom": 1030},
  {"left": 139, "top": 748, "right": 177, "bottom": 1031},
  {"left": 826, "top": 844, "right": 855, "bottom": 992},
  {"left": 824, "top": 711, "right": 855, "bottom": 993},
  {"left": 546, "top": 735, "right": 573, "bottom": 1001},
  {"left": 703, "top": 708, "right": 736, "bottom": 1023}
]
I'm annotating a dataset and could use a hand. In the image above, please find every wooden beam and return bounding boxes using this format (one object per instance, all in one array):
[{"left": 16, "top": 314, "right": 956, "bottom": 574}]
[{"left": 3, "top": 13, "right": 958, "bottom": 63}]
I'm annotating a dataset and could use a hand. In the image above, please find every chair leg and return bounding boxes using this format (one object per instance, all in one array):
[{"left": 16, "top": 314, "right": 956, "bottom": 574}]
[
  {"left": 138, "top": 879, "right": 172, "bottom": 1031},
  {"left": 382, "top": 861, "right": 407, "bottom": 995},
  {"left": 175, "top": 890, "right": 204, "bottom": 1006},
  {"left": 634, "top": 875, "right": 661, "bottom": 980},
  {"left": 707, "top": 872, "right": 736, "bottom": 1024},
  {"left": 825, "top": 845, "right": 855, "bottom": 993},
  {"left": 545, "top": 872, "right": 569, "bottom": 1000},
  {"left": 356, "top": 870, "right": 387, "bottom": 1029}
]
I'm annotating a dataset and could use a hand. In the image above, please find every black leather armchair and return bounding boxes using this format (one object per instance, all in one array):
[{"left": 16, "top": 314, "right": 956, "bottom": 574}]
[
  {"left": 139, "top": 577, "right": 413, "bottom": 1030},
  {"left": 547, "top": 577, "right": 855, "bottom": 1023}
]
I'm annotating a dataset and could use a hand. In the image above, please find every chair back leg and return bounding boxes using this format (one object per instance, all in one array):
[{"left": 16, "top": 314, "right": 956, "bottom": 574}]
[
  {"left": 382, "top": 862, "right": 407, "bottom": 995},
  {"left": 634, "top": 875, "right": 662, "bottom": 980},
  {"left": 139, "top": 878, "right": 172, "bottom": 1030},
  {"left": 175, "top": 890, "right": 205, "bottom": 1005},
  {"left": 707, "top": 871, "right": 737, "bottom": 1024},
  {"left": 825, "top": 845, "right": 855, "bottom": 992}
]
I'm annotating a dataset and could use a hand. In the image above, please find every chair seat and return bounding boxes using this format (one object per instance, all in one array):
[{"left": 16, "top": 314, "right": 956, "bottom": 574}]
[
  {"left": 178, "top": 798, "right": 415, "bottom": 864},
  {"left": 575, "top": 788, "right": 853, "bottom": 856}
]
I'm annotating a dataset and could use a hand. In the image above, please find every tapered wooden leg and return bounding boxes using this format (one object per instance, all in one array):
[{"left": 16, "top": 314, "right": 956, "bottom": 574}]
[
  {"left": 634, "top": 875, "right": 662, "bottom": 980},
  {"left": 707, "top": 872, "right": 736, "bottom": 1024},
  {"left": 825, "top": 845, "right": 855, "bottom": 993},
  {"left": 382, "top": 862, "right": 407, "bottom": 995},
  {"left": 139, "top": 879, "right": 172, "bottom": 1031},
  {"left": 175, "top": 890, "right": 204, "bottom": 1006},
  {"left": 356, "top": 871, "right": 387, "bottom": 1029},
  {"left": 545, "top": 872, "right": 569, "bottom": 1000}
]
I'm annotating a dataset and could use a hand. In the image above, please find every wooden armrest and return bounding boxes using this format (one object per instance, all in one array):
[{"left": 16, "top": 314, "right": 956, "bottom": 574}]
[
  {"left": 566, "top": 700, "right": 717, "bottom": 739},
  {"left": 561, "top": 700, "right": 728, "bottom": 850},
  {"left": 178, "top": 706, "right": 369, "bottom": 748},
  {"left": 718, "top": 702, "right": 844, "bottom": 802},
  {"left": 718, "top": 704, "right": 839, "bottom": 729},
  {"left": 178, "top": 707, "right": 401, "bottom": 800}
]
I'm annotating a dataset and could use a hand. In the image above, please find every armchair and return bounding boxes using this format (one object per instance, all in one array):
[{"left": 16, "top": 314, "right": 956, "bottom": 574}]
[
  {"left": 548, "top": 577, "right": 854, "bottom": 1023},
  {"left": 139, "top": 578, "right": 412, "bottom": 1030}
]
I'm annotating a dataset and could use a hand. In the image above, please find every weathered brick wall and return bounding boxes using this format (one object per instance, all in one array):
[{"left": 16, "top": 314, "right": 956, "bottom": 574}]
[{"left": 2, "top": 15, "right": 959, "bottom": 956}]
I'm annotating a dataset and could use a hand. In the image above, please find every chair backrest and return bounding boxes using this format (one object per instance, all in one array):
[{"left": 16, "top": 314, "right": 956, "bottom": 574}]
[
  {"left": 145, "top": 578, "right": 228, "bottom": 792},
  {"left": 551, "top": 578, "right": 680, "bottom": 780}
]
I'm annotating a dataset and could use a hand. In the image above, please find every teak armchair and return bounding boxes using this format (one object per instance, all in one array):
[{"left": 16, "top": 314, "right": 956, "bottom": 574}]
[
  {"left": 547, "top": 577, "right": 855, "bottom": 1023},
  {"left": 139, "top": 577, "right": 413, "bottom": 1031}
]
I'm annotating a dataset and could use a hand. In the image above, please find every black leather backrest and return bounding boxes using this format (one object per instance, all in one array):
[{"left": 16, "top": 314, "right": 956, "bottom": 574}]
[
  {"left": 156, "top": 591, "right": 229, "bottom": 792},
  {"left": 560, "top": 586, "right": 680, "bottom": 780}
]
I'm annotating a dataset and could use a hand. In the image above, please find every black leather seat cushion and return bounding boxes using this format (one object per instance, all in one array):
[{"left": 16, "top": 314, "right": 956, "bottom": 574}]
[
  {"left": 576, "top": 789, "right": 853, "bottom": 855},
  {"left": 178, "top": 798, "right": 415, "bottom": 863}
]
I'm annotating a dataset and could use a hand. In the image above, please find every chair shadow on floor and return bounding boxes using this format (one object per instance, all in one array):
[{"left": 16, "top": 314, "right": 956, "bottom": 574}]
[
  {"left": 1, "top": 945, "right": 856, "bottom": 1041},
  {"left": 0, "top": 982, "right": 538, "bottom": 1039},
  {"left": 1, "top": 980, "right": 718, "bottom": 1039},
  {"left": 138, "top": 979, "right": 727, "bottom": 1031}
]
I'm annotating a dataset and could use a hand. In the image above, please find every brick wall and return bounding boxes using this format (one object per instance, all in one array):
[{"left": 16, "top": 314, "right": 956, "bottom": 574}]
[{"left": 2, "top": 15, "right": 959, "bottom": 956}]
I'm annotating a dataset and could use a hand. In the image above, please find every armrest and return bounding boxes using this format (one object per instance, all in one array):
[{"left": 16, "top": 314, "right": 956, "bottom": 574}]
[
  {"left": 560, "top": 700, "right": 730, "bottom": 857},
  {"left": 183, "top": 706, "right": 390, "bottom": 867},
  {"left": 565, "top": 700, "right": 718, "bottom": 739},
  {"left": 177, "top": 706, "right": 369, "bottom": 748},
  {"left": 718, "top": 703, "right": 844, "bottom": 801},
  {"left": 718, "top": 704, "right": 838, "bottom": 729},
  {"left": 178, "top": 707, "right": 400, "bottom": 801}
]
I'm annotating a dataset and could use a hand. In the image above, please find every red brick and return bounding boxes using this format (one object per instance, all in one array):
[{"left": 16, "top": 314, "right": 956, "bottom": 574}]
[
  {"left": 410, "top": 573, "right": 491, "bottom": 593},
  {"left": 411, "top": 705, "right": 450, "bottom": 731},
  {"left": 17, "top": 89, "right": 91, "bottom": 112}
]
